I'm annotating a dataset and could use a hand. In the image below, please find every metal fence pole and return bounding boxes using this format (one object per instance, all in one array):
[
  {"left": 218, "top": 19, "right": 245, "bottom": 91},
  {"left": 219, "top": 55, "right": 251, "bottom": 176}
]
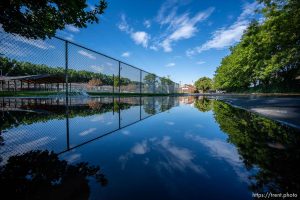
[
  {"left": 118, "top": 61, "right": 121, "bottom": 94},
  {"left": 113, "top": 74, "right": 114, "bottom": 94},
  {"left": 65, "top": 40, "right": 70, "bottom": 150},
  {"left": 65, "top": 41, "right": 69, "bottom": 97},
  {"left": 140, "top": 70, "right": 142, "bottom": 94}
]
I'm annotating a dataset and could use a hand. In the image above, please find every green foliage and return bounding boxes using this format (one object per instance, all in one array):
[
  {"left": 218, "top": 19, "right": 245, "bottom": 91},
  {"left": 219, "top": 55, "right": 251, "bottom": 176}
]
[
  {"left": 0, "top": 57, "right": 131, "bottom": 85},
  {"left": 214, "top": 0, "right": 300, "bottom": 92},
  {"left": 0, "top": 0, "right": 107, "bottom": 39},
  {"left": 194, "top": 77, "right": 212, "bottom": 92}
]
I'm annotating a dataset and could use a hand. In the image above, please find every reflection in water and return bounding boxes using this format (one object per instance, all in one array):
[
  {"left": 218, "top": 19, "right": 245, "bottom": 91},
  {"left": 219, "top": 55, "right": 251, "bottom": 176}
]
[
  {"left": 0, "top": 96, "right": 299, "bottom": 198},
  {"left": 0, "top": 150, "right": 107, "bottom": 200},
  {"left": 213, "top": 100, "right": 300, "bottom": 193},
  {"left": 0, "top": 96, "right": 179, "bottom": 163},
  {"left": 194, "top": 96, "right": 213, "bottom": 112}
]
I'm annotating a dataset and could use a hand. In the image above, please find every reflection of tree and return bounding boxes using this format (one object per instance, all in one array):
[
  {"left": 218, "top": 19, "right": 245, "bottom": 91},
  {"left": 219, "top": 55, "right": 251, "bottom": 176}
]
[
  {"left": 160, "top": 97, "right": 176, "bottom": 112},
  {"left": 0, "top": 102, "right": 132, "bottom": 131},
  {"left": 0, "top": 150, "right": 107, "bottom": 199},
  {"left": 213, "top": 101, "right": 300, "bottom": 193},
  {"left": 194, "top": 97, "right": 212, "bottom": 112},
  {"left": 143, "top": 97, "right": 156, "bottom": 115}
]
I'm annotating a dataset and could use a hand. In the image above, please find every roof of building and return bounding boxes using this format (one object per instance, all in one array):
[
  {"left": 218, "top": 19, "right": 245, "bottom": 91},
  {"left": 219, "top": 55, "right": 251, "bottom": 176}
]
[{"left": 0, "top": 74, "right": 65, "bottom": 83}]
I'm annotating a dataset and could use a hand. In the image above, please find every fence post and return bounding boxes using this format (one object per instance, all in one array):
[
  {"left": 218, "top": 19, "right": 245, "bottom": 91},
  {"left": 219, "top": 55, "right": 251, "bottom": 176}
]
[
  {"left": 65, "top": 40, "right": 69, "bottom": 97},
  {"left": 65, "top": 40, "right": 70, "bottom": 150},
  {"left": 112, "top": 74, "right": 114, "bottom": 94},
  {"left": 118, "top": 61, "right": 121, "bottom": 94},
  {"left": 140, "top": 70, "right": 142, "bottom": 94}
]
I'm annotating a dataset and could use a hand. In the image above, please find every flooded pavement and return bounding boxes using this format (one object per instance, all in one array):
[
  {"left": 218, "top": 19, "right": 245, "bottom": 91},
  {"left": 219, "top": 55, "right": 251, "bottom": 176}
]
[{"left": 0, "top": 96, "right": 299, "bottom": 199}]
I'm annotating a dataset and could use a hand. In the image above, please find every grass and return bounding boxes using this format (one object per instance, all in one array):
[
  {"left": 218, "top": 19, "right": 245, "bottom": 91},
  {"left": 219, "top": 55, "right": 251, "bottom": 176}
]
[
  {"left": 0, "top": 91, "right": 63, "bottom": 97},
  {"left": 0, "top": 90, "right": 183, "bottom": 97}
]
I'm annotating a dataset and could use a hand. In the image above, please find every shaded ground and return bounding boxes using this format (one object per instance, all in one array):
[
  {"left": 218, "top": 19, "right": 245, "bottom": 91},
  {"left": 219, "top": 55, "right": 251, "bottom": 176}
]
[{"left": 216, "top": 96, "right": 300, "bottom": 129}]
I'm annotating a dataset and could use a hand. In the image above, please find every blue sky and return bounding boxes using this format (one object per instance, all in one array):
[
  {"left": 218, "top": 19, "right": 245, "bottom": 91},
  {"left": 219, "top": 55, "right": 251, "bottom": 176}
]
[{"left": 2, "top": 0, "right": 260, "bottom": 84}]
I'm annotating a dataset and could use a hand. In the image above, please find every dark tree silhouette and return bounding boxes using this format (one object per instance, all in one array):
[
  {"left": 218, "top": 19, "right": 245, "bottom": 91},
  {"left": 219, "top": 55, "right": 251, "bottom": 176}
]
[
  {"left": 0, "top": 0, "right": 108, "bottom": 39},
  {"left": 0, "top": 150, "right": 108, "bottom": 200}
]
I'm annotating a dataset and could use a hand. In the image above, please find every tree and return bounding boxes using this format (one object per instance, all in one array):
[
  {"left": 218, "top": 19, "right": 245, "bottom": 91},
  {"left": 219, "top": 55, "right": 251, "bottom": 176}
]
[
  {"left": 214, "top": 0, "right": 300, "bottom": 92},
  {"left": 88, "top": 78, "right": 103, "bottom": 87},
  {"left": 143, "top": 73, "right": 157, "bottom": 93},
  {"left": 0, "top": 0, "right": 108, "bottom": 39},
  {"left": 194, "top": 77, "right": 212, "bottom": 92}
]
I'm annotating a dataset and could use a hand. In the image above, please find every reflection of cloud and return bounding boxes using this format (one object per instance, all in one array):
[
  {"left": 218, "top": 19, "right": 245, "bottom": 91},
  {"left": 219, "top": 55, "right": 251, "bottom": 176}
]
[
  {"left": 121, "top": 130, "right": 130, "bottom": 135},
  {"left": 131, "top": 140, "right": 149, "bottom": 155},
  {"left": 90, "top": 115, "right": 104, "bottom": 122},
  {"left": 79, "top": 128, "right": 97, "bottom": 136},
  {"left": 185, "top": 134, "right": 241, "bottom": 166},
  {"left": 185, "top": 133, "right": 250, "bottom": 183},
  {"left": 118, "top": 136, "right": 205, "bottom": 175},
  {"left": 0, "top": 136, "right": 56, "bottom": 164},
  {"left": 106, "top": 121, "right": 113, "bottom": 125},
  {"left": 65, "top": 153, "right": 81, "bottom": 163},
  {"left": 165, "top": 121, "right": 175, "bottom": 125},
  {"left": 195, "top": 124, "right": 203, "bottom": 128},
  {"left": 157, "top": 136, "right": 205, "bottom": 174},
  {"left": 21, "top": 136, "right": 56, "bottom": 151}
]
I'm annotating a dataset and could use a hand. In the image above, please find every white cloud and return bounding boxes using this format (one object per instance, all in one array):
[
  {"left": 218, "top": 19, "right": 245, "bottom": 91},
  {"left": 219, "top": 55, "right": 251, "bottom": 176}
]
[
  {"left": 159, "top": 7, "right": 215, "bottom": 52},
  {"left": 196, "top": 61, "right": 206, "bottom": 65},
  {"left": 121, "top": 51, "right": 131, "bottom": 57},
  {"left": 118, "top": 14, "right": 131, "bottom": 33},
  {"left": 187, "top": 2, "right": 259, "bottom": 55},
  {"left": 65, "top": 34, "right": 74, "bottom": 41},
  {"left": 106, "top": 62, "right": 113, "bottom": 66},
  {"left": 131, "top": 31, "right": 150, "bottom": 48},
  {"left": 78, "top": 50, "right": 96, "bottom": 59},
  {"left": 87, "top": 3, "right": 96, "bottom": 11},
  {"left": 118, "top": 14, "right": 151, "bottom": 48},
  {"left": 166, "top": 62, "right": 175, "bottom": 67},
  {"left": 90, "top": 65, "right": 104, "bottom": 73},
  {"left": 144, "top": 20, "right": 151, "bottom": 28},
  {"left": 65, "top": 25, "right": 80, "bottom": 33},
  {"left": 149, "top": 45, "right": 158, "bottom": 51},
  {"left": 13, "top": 35, "right": 55, "bottom": 50}
]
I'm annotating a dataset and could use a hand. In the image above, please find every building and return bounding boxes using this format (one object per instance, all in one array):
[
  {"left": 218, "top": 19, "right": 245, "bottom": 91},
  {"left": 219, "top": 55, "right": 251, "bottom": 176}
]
[{"left": 180, "top": 84, "right": 196, "bottom": 93}]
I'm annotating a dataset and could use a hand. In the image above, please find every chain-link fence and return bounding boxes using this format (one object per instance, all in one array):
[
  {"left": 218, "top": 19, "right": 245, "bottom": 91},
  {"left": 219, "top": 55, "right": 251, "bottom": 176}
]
[{"left": 0, "top": 21, "right": 179, "bottom": 95}]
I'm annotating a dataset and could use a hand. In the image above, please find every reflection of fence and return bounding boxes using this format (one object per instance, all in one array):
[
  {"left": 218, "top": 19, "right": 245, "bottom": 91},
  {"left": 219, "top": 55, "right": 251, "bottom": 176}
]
[
  {"left": 0, "top": 23, "right": 179, "bottom": 94},
  {"left": 0, "top": 96, "right": 179, "bottom": 163}
]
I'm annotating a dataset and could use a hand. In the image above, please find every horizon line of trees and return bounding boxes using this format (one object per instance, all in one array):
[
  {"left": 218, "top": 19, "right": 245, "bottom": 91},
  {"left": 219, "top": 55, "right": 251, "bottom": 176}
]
[{"left": 1, "top": 57, "right": 176, "bottom": 89}]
